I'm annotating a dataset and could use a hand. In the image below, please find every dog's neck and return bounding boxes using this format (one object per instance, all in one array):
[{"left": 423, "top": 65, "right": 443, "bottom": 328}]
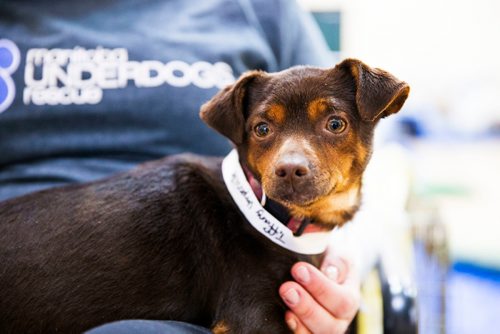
[{"left": 221, "top": 149, "right": 334, "bottom": 255}]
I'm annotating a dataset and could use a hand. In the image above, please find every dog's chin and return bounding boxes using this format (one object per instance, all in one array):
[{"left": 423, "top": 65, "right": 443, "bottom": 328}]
[
  {"left": 265, "top": 185, "right": 331, "bottom": 209},
  {"left": 265, "top": 181, "right": 361, "bottom": 228},
  {"left": 263, "top": 179, "right": 334, "bottom": 208},
  {"left": 270, "top": 192, "right": 318, "bottom": 207}
]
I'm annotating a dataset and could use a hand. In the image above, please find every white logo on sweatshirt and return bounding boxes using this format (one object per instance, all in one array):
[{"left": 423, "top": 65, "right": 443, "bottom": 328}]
[{"left": 22, "top": 47, "right": 235, "bottom": 106}]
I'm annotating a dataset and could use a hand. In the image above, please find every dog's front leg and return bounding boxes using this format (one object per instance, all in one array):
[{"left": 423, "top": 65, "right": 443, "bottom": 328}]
[
  {"left": 212, "top": 320, "right": 230, "bottom": 334},
  {"left": 211, "top": 297, "right": 291, "bottom": 334},
  {"left": 211, "top": 315, "right": 291, "bottom": 334}
]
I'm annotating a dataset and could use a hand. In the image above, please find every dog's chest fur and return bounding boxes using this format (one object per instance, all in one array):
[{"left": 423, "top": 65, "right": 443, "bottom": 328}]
[{"left": 0, "top": 154, "right": 312, "bottom": 333}]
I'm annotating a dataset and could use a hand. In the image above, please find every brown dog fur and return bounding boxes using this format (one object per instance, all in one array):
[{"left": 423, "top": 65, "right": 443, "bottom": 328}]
[{"left": 0, "top": 59, "right": 408, "bottom": 333}]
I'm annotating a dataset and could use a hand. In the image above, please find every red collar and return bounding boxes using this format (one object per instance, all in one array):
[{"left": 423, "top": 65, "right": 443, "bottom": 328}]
[{"left": 242, "top": 168, "right": 323, "bottom": 236}]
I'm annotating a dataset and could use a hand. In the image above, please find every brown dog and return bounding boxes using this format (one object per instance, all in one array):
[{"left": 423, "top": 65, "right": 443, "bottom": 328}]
[{"left": 0, "top": 59, "right": 409, "bottom": 333}]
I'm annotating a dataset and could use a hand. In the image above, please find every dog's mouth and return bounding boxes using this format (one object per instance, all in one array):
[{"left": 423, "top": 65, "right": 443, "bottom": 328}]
[
  {"left": 263, "top": 177, "right": 334, "bottom": 208},
  {"left": 263, "top": 175, "right": 361, "bottom": 228},
  {"left": 270, "top": 189, "right": 320, "bottom": 206},
  {"left": 262, "top": 183, "right": 338, "bottom": 234}
]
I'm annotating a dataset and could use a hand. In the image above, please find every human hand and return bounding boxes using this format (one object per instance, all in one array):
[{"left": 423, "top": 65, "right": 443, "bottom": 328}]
[{"left": 279, "top": 248, "right": 361, "bottom": 334}]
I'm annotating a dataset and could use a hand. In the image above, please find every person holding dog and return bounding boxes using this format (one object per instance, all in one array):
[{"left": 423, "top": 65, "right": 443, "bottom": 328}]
[{"left": 0, "top": 0, "right": 360, "bottom": 332}]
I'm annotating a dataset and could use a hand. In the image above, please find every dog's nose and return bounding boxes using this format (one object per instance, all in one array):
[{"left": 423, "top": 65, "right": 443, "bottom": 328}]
[
  {"left": 274, "top": 154, "right": 310, "bottom": 181},
  {"left": 275, "top": 163, "right": 309, "bottom": 179}
]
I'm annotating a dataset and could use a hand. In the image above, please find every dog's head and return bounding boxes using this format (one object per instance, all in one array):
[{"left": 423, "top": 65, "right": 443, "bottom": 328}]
[{"left": 200, "top": 58, "right": 409, "bottom": 228}]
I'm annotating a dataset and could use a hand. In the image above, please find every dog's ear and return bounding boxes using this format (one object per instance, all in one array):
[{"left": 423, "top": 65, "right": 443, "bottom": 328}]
[
  {"left": 337, "top": 58, "right": 410, "bottom": 122},
  {"left": 200, "top": 71, "right": 266, "bottom": 145}
]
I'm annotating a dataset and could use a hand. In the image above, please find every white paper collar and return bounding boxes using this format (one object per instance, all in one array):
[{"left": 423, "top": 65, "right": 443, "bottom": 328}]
[{"left": 222, "top": 149, "right": 333, "bottom": 255}]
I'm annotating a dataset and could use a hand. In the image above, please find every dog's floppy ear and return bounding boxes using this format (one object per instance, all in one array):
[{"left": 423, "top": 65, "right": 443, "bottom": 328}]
[
  {"left": 200, "top": 71, "right": 265, "bottom": 145},
  {"left": 337, "top": 58, "right": 410, "bottom": 122}
]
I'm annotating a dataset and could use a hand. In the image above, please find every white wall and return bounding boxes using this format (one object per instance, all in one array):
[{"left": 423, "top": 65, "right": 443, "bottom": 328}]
[{"left": 299, "top": 0, "right": 500, "bottom": 131}]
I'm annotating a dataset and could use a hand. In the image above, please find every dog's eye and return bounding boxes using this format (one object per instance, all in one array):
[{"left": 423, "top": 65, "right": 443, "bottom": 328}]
[
  {"left": 327, "top": 117, "right": 347, "bottom": 133},
  {"left": 254, "top": 122, "right": 271, "bottom": 137}
]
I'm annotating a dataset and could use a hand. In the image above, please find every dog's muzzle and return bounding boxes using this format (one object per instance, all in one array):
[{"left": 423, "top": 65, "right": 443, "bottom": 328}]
[{"left": 268, "top": 153, "right": 323, "bottom": 205}]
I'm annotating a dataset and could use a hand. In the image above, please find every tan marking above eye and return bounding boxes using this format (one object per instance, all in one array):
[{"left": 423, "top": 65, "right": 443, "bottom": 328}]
[
  {"left": 307, "top": 98, "right": 330, "bottom": 121},
  {"left": 266, "top": 104, "right": 286, "bottom": 124}
]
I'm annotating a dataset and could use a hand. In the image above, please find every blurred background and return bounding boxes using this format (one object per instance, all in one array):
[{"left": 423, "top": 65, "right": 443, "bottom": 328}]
[{"left": 298, "top": 0, "right": 500, "bottom": 333}]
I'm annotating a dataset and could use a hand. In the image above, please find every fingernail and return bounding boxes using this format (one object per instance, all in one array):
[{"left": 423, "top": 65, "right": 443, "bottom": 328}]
[
  {"left": 295, "top": 266, "right": 310, "bottom": 284},
  {"left": 325, "top": 265, "right": 339, "bottom": 282},
  {"left": 286, "top": 318, "right": 297, "bottom": 331},
  {"left": 283, "top": 288, "right": 300, "bottom": 305}
]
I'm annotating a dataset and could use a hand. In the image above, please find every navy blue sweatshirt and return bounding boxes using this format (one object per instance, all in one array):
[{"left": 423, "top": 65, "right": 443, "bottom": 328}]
[{"left": 0, "top": 0, "right": 332, "bottom": 201}]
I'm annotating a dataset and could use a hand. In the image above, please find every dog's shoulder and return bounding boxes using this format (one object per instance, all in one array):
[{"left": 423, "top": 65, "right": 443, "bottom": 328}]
[
  {"left": 128, "top": 153, "right": 225, "bottom": 198},
  {"left": 0, "top": 154, "right": 227, "bottom": 227}
]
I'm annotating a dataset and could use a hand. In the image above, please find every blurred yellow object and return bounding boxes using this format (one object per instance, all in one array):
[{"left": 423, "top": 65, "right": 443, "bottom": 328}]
[{"left": 357, "top": 269, "right": 384, "bottom": 334}]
